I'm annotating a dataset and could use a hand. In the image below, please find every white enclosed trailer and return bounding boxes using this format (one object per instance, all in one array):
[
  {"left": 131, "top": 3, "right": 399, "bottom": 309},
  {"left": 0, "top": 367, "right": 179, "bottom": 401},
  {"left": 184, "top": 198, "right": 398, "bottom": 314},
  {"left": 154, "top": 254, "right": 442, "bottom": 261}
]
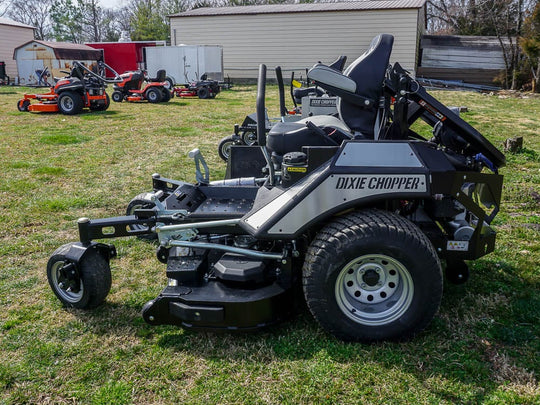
[{"left": 144, "top": 45, "right": 223, "bottom": 85}]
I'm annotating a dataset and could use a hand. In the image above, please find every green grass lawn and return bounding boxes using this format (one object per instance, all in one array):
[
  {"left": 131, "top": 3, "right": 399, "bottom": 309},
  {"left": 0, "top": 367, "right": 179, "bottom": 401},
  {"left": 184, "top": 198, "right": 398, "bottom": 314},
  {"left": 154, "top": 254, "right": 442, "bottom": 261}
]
[{"left": 0, "top": 85, "right": 539, "bottom": 404}]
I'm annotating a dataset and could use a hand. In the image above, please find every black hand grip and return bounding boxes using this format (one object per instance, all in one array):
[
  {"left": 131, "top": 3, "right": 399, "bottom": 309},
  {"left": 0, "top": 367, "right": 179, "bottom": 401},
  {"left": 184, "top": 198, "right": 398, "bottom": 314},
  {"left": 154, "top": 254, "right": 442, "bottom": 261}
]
[
  {"left": 256, "top": 64, "right": 267, "bottom": 147},
  {"left": 275, "top": 66, "right": 287, "bottom": 117}
]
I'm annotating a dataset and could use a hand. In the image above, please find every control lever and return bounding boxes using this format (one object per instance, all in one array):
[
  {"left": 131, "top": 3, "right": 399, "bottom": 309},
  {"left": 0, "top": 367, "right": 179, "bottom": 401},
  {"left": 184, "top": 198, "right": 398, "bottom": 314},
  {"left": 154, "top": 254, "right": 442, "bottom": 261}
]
[{"left": 188, "top": 148, "right": 210, "bottom": 184}]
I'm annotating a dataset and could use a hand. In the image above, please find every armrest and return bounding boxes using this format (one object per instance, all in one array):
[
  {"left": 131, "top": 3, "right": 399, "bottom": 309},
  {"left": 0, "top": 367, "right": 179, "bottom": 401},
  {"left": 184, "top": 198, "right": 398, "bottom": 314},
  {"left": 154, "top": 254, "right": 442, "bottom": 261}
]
[{"left": 307, "top": 64, "right": 357, "bottom": 93}]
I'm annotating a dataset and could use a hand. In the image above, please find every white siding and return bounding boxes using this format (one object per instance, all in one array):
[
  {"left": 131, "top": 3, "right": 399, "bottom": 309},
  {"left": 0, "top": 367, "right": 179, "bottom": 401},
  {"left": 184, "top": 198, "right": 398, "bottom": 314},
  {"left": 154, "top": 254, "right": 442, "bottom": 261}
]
[
  {"left": 171, "top": 9, "right": 423, "bottom": 79},
  {"left": 0, "top": 24, "right": 35, "bottom": 80}
]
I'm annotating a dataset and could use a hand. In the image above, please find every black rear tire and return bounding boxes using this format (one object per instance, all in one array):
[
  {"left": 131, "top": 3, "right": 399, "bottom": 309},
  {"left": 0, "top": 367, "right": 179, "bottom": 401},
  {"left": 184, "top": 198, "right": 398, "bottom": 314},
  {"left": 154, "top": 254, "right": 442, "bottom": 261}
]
[
  {"left": 47, "top": 243, "right": 111, "bottom": 309},
  {"left": 197, "top": 87, "right": 209, "bottom": 99},
  {"left": 218, "top": 135, "right": 234, "bottom": 161},
  {"left": 160, "top": 88, "right": 171, "bottom": 102},
  {"left": 146, "top": 87, "right": 162, "bottom": 103},
  {"left": 303, "top": 209, "right": 443, "bottom": 342},
  {"left": 58, "top": 91, "right": 84, "bottom": 115}
]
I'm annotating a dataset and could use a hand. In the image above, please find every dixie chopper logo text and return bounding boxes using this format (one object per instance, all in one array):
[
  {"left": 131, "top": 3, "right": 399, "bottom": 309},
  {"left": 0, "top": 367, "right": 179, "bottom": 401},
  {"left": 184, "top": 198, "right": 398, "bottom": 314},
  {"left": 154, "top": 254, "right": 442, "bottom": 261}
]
[
  {"left": 335, "top": 175, "right": 425, "bottom": 191},
  {"left": 310, "top": 98, "right": 337, "bottom": 107}
]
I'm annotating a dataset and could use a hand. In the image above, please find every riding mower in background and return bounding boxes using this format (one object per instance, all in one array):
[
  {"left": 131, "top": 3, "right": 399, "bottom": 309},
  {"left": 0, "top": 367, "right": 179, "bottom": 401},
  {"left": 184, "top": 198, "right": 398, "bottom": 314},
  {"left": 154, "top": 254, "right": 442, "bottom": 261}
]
[
  {"left": 17, "top": 61, "right": 121, "bottom": 115},
  {"left": 171, "top": 74, "right": 221, "bottom": 99},
  {"left": 288, "top": 55, "right": 347, "bottom": 117},
  {"left": 217, "top": 58, "right": 346, "bottom": 161},
  {"left": 46, "top": 34, "right": 505, "bottom": 342},
  {"left": 111, "top": 69, "right": 171, "bottom": 103}
]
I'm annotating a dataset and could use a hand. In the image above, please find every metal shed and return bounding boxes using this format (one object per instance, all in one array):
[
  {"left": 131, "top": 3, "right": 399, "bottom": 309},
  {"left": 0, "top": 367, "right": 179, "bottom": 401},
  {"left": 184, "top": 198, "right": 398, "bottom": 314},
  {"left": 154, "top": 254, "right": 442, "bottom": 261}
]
[
  {"left": 169, "top": 1, "right": 426, "bottom": 80},
  {"left": 0, "top": 17, "right": 35, "bottom": 83},
  {"left": 13, "top": 40, "right": 102, "bottom": 86},
  {"left": 417, "top": 35, "right": 507, "bottom": 86}
]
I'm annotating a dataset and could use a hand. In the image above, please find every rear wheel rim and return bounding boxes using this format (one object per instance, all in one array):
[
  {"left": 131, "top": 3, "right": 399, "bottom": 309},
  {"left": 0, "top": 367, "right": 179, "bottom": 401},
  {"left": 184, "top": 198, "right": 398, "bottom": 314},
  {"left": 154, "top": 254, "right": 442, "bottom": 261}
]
[
  {"left": 148, "top": 90, "right": 158, "bottom": 101},
  {"left": 50, "top": 260, "right": 83, "bottom": 303},
  {"left": 335, "top": 254, "right": 413, "bottom": 326},
  {"left": 60, "top": 96, "right": 74, "bottom": 112}
]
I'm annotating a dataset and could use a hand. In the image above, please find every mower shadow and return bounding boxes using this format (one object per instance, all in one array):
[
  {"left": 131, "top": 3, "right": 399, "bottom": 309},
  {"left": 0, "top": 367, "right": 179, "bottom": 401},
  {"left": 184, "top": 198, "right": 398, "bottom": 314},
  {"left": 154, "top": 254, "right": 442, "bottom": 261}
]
[{"left": 62, "top": 259, "right": 537, "bottom": 403}]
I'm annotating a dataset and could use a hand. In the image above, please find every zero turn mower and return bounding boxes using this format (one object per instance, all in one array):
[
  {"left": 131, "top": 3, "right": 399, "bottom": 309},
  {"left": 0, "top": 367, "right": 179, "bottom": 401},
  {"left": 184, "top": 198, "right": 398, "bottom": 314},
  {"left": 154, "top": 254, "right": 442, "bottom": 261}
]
[
  {"left": 172, "top": 74, "right": 221, "bottom": 99},
  {"left": 17, "top": 61, "right": 121, "bottom": 115},
  {"left": 47, "top": 35, "right": 505, "bottom": 342}
]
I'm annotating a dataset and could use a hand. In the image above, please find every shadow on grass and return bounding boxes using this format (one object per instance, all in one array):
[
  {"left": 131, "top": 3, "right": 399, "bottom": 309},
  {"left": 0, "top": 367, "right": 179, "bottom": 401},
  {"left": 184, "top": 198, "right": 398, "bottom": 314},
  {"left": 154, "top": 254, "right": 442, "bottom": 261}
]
[
  {"left": 60, "top": 258, "right": 538, "bottom": 402},
  {"left": 169, "top": 101, "right": 189, "bottom": 106}
]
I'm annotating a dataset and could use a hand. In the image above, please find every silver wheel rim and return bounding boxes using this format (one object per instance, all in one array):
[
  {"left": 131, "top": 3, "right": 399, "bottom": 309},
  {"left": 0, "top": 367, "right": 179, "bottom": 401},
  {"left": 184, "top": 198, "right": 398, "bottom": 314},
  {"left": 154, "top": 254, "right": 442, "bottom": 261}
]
[
  {"left": 335, "top": 254, "right": 413, "bottom": 326},
  {"left": 50, "top": 260, "right": 83, "bottom": 303},
  {"left": 60, "top": 96, "right": 74, "bottom": 111},
  {"left": 221, "top": 141, "right": 232, "bottom": 159},
  {"left": 128, "top": 201, "right": 151, "bottom": 231},
  {"left": 148, "top": 90, "right": 158, "bottom": 101},
  {"left": 242, "top": 131, "right": 257, "bottom": 146}
]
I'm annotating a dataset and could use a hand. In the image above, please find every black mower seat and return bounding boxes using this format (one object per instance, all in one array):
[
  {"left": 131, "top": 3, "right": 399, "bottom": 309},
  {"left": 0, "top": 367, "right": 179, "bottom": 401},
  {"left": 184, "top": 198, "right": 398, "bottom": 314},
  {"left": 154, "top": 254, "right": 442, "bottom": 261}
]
[
  {"left": 153, "top": 69, "right": 166, "bottom": 82},
  {"left": 267, "top": 115, "right": 353, "bottom": 156},
  {"left": 308, "top": 34, "right": 394, "bottom": 137}
]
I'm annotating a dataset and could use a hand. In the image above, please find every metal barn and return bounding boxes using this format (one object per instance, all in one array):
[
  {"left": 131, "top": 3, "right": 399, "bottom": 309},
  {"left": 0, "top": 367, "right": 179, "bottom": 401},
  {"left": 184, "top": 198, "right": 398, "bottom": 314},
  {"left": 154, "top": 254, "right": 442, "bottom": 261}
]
[
  {"left": 0, "top": 17, "right": 35, "bottom": 83},
  {"left": 13, "top": 40, "right": 102, "bottom": 86},
  {"left": 169, "top": 1, "right": 426, "bottom": 80}
]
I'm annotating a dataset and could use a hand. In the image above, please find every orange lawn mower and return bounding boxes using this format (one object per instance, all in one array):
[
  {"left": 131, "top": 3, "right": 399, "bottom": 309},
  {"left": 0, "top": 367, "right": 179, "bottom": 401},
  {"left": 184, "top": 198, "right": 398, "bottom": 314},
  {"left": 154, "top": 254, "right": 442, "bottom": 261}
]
[
  {"left": 111, "top": 69, "right": 171, "bottom": 103},
  {"left": 17, "top": 61, "right": 122, "bottom": 115}
]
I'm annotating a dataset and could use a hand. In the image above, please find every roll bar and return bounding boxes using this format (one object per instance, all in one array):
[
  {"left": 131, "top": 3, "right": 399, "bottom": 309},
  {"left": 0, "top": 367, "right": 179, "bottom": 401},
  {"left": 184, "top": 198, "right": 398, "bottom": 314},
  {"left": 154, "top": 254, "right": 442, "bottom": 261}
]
[{"left": 72, "top": 60, "right": 124, "bottom": 84}]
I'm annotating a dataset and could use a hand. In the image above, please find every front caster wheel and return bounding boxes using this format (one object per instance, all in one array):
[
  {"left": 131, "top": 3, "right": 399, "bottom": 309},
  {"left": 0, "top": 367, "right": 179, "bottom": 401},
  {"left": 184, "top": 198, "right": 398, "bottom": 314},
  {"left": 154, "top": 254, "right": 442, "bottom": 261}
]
[
  {"left": 218, "top": 135, "right": 234, "bottom": 161},
  {"left": 111, "top": 91, "right": 124, "bottom": 102},
  {"left": 17, "top": 99, "right": 30, "bottom": 111},
  {"left": 126, "top": 193, "right": 157, "bottom": 240},
  {"left": 303, "top": 209, "right": 443, "bottom": 342},
  {"left": 47, "top": 242, "right": 112, "bottom": 309}
]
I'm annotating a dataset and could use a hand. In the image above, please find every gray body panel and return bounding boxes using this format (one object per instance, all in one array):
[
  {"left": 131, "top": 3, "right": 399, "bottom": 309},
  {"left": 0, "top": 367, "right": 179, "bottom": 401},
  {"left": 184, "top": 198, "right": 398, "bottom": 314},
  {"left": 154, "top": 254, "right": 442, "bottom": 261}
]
[{"left": 241, "top": 140, "right": 431, "bottom": 238}]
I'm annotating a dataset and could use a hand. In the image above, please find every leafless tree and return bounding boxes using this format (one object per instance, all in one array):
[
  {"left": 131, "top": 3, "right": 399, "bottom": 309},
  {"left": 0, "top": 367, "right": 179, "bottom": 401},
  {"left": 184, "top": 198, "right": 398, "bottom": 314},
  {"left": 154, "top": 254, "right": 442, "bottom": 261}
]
[{"left": 5, "top": 0, "right": 54, "bottom": 39}]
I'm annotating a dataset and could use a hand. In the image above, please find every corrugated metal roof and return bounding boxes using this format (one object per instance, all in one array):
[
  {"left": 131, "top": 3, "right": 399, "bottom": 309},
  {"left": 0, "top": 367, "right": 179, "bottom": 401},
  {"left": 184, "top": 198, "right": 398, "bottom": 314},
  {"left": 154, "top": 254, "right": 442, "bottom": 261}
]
[
  {"left": 15, "top": 40, "right": 102, "bottom": 60},
  {"left": 170, "top": 1, "right": 426, "bottom": 18},
  {"left": 0, "top": 17, "right": 35, "bottom": 29},
  {"left": 31, "top": 40, "right": 100, "bottom": 51}
]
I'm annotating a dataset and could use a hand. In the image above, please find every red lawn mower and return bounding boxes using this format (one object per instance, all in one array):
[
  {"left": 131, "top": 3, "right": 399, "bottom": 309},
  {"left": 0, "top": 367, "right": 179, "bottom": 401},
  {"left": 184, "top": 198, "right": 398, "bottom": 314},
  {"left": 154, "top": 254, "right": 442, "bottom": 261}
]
[
  {"left": 172, "top": 74, "right": 221, "bottom": 99},
  {"left": 17, "top": 61, "right": 121, "bottom": 115},
  {"left": 111, "top": 69, "right": 171, "bottom": 103}
]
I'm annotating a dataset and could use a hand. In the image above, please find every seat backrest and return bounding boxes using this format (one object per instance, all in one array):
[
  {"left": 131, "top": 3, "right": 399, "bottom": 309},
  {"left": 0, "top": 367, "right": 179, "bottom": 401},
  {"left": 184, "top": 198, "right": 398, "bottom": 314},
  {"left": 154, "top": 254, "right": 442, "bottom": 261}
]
[
  {"left": 339, "top": 34, "right": 394, "bottom": 136},
  {"left": 155, "top": 69, "right": 166, "bottom": 82}
]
